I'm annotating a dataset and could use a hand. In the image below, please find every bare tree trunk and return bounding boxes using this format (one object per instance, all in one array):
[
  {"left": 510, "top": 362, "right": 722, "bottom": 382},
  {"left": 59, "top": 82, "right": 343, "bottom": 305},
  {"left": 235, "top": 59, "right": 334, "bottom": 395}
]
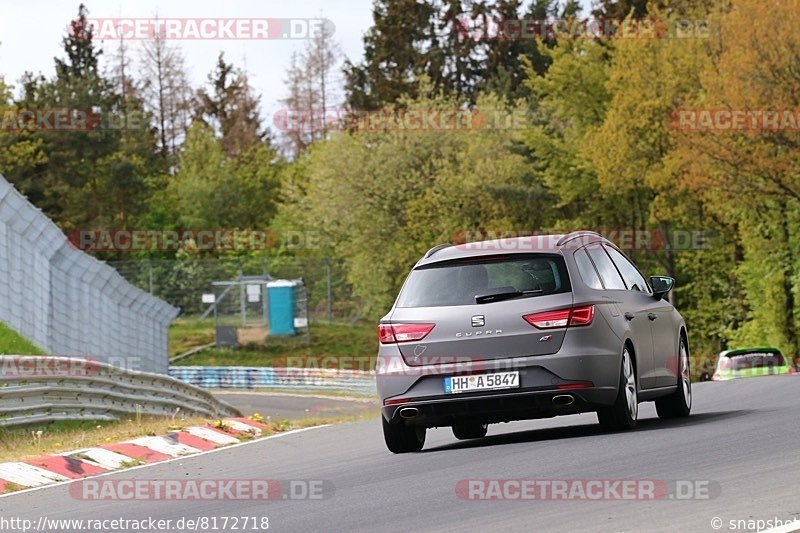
[{"left": 139, "top": 15, "right": 192, "bottom": 159}]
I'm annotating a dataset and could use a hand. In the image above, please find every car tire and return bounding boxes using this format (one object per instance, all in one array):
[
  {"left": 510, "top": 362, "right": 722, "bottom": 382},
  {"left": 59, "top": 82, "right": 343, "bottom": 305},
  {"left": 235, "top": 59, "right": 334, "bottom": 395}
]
[
  {"left": 382, "top": 417, "right": 426, "bottom": 453},
  {"left": 597, "top": 345, "right": 638, "bottom": 430},
  {"left": 655, "top": 337, "right": 692, "bottom": 419},
  {"left": 452, "top": 422, "right": 488, "bottom": 440}
]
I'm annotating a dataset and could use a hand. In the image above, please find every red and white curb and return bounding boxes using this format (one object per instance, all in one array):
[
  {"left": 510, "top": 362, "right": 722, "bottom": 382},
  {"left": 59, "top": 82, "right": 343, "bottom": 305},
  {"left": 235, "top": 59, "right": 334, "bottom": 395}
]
[{"left": 0, "top": 418, "right": 268, "bottom": 493}]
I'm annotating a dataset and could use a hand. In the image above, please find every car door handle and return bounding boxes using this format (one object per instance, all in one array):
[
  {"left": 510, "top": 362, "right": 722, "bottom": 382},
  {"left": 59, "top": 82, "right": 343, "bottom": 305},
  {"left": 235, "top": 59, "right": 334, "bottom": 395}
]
[
  {"left": 648, "top": 313, "right": 658, "bottom": 321},
  {"left": 624, "top": 312, "right": 635, "bottom": 321}
]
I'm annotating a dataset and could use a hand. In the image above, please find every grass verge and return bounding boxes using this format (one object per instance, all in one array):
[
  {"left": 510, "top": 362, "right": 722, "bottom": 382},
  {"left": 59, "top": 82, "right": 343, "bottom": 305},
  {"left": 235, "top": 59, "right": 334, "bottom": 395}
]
[
  {"left": 169, "top": 318, "right": 216, "bottom": 357},
  {"left": 0, "top": 411, "right": 376, "bottom": 466},
  {"left": 172, "top": 321, "right": 377, "bottom": 368},
  {"left": 0, "top": 322, "right": 45, "bottom": 355},
  {"left": 0, "top": 416, "right": 207, "bottom": 463}
]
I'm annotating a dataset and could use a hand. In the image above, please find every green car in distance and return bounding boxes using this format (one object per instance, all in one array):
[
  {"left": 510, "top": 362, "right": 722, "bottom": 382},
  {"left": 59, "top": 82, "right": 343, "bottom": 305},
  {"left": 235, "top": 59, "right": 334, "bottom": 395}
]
[{"left": 712, "top": 347, "right": 795, "bottom": 381}]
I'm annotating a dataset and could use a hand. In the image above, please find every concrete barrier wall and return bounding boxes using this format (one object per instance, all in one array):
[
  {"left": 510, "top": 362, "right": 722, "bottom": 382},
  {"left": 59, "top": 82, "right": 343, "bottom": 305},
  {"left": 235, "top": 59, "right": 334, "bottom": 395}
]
[{"left": 0, "top": 176, "right": 178, "bottom": 373}]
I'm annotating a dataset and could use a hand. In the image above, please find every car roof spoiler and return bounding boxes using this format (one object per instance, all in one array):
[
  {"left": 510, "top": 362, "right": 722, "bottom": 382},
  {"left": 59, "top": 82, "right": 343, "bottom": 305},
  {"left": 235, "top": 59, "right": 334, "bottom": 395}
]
[
  {"left": 556, "top": 231, "right": 604, "bottom": 247},
  {"left": 423, "top": 243, "right": 452, "bottom": 258}
]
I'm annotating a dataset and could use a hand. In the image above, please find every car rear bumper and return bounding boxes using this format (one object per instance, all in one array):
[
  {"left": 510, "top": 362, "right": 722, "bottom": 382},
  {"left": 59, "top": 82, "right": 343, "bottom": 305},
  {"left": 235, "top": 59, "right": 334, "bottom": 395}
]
[
  {"left": 381, "top": 385, "right": 617, "bottom": 427},
  {"left": 377, "top": 347, "right": 622, "bottom": 425}
]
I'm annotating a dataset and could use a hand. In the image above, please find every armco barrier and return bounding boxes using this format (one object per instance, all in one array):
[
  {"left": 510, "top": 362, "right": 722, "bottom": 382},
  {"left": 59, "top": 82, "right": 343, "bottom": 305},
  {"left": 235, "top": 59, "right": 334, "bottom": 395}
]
[
  {"left": 169, "top": 366, "right": 377, "bottom": 394},
  {"left": 0, "top": 175, "right": 178, "bottom": 374},
  {"left": 0, "top": 356, "right": 241, "bottom": 427}
]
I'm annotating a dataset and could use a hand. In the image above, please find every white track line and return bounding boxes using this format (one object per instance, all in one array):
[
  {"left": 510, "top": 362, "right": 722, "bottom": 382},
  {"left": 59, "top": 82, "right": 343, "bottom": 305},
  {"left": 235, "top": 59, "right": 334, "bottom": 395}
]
[{"left": 0, "top": 425, "right": 330, "bottom": 500}]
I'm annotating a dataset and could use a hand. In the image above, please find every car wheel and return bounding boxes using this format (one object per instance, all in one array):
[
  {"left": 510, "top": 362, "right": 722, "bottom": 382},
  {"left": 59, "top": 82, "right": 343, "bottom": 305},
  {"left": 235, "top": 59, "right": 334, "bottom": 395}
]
[
  {"left": 655, "top": 337, "right": 692, "bottom": 419},
  {"left": 597, "top": 345, "right": 638, "bottom": 430},
  {"left": 452, "top": 422, "right": 488, "bottom": 440},
  {"left": 382, "top": 417, "right": 426, "bottom": 453}
]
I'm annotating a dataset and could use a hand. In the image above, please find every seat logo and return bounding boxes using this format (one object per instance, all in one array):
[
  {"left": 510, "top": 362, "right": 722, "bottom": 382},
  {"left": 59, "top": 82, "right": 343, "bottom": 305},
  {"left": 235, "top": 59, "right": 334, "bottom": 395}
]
[{"left": 471, "top": 315, "right": 485, "bottom": 327}]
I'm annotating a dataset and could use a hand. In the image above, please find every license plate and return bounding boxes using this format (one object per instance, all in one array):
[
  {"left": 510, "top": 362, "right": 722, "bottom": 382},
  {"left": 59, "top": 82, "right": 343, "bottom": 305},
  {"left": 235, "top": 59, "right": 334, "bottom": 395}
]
[{"left": 444, "top": 371, "right": 520, "bottom": 394}]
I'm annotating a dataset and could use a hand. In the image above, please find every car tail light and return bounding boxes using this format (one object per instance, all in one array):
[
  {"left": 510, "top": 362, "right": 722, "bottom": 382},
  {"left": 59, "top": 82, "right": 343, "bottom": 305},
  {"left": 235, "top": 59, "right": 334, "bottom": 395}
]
[
  {"left": 557, "top": 381, "right": 594, "bottom": 390},
  {"left": 384, "top": 397, "right": 411, "bottom": 406},
  {"left": 523, "top": 305, "right": 595, "bottom": 329},
  {"left": 378, "top": 323, "right": 435, "bottom": 344}
]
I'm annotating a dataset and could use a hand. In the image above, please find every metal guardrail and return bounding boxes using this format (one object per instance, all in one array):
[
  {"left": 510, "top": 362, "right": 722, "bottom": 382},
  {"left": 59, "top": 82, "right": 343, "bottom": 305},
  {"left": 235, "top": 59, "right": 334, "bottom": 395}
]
[
  {"left": 169, "top": 366, "right": 377, "bottom": 395},
  {"left": 0, "top": 356, "right": 241, "bottom": 427}
]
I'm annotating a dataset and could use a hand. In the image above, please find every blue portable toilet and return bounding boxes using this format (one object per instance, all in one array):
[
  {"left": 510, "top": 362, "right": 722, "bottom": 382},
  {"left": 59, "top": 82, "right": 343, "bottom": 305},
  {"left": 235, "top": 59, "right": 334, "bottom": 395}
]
[{"left": 267, "top": 280, "right": 297, "bottom": 335}]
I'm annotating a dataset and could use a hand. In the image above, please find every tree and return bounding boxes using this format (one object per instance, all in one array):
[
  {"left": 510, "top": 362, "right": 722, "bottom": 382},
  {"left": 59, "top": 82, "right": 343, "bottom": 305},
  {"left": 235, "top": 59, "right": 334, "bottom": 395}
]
[
  {"left": 521, "top": 38, "right": 612, "bottom": 226},
  {"left": 195, "top": 53, "right": 265, "bottom": 157},
  {"left": 344, "top": 0, "right": 437, "bottom": 110},
  {"left": 477, "top": 0, "right": 570, "bottom": 101},
  {"left": 592, "top": 0, "right": 650, "bottom": 19},
  {"left": 108, "top": 31, "right": 135, "bottom": 108},
  {"left": 344, "top": 0, "right": 572, "bottom": 109},
  {"left": 671, "top": 0, "right": 800, "bottom": 355},
  {"left": 165, "top": 121, "right": 284, "bottom": 229},
  {"left": 308, "top": 19, "right": 341, "bottom": 130},
  {"left": 0, "top": 5, "right": 164, "bottom": 231},
  {"left": 165, "top": 122, "right": 229, "bottom": 227},
  {"left": 431, "top": 0, "right": 482, "bottom": 101},
  {"left": 138, "top": 16, "right": 193, "bottom": 159},
  {"left": 0, "top": 78, "right": 48, "bottom": 191},
  {"left": 279, "top": 19, "right": 342, "bottom": 155},
  {"left": 281, "top": 92, "right": 536, "bottom": 315},
  {"left": 16, "top": 4, "right": 125, "bottom": 228}
]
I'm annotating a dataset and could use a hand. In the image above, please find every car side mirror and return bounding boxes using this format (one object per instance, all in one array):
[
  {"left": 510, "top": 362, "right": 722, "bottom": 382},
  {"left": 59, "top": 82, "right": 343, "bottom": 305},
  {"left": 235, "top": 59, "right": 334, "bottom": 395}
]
[{"left": 650, "top": 276, "right": 675, "bottom": 300}]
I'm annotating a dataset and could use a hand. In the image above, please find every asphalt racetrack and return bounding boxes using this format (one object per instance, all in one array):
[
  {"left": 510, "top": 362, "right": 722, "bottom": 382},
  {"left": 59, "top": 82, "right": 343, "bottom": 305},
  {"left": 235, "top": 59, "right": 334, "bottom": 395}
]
[{"left": 3, "top": 377, "right": 799, "bottom": 533}]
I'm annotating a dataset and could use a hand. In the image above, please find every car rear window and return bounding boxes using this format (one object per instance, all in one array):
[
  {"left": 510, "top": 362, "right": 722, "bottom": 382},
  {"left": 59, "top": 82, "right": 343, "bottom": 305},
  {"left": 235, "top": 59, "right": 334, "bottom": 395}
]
[
  {"left": 725, "top": 352, "right": 785, "bottom": 370},
  {"left": 574, "top": 248, "right": 603, "bottom": 290},
  {"left": 396, "top": 254, "right": 571, "bottom": 307},
  {"left": 585, "top": 244, "right": 627, "bottom": 290}
]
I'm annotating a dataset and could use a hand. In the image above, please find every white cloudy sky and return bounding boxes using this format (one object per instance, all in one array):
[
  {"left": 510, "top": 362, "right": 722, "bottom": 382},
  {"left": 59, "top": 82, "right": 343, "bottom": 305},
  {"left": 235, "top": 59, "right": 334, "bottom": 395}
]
[{"left": 0, "top": 0, "right": 592, "bottom": 125}]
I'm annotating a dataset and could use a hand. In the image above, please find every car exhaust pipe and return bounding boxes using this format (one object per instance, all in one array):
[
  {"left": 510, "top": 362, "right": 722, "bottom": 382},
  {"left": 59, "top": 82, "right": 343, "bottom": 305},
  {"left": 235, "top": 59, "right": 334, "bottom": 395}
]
[
  {"left": 399, "top": 407, "right": 420, "bottom": 419},
  {"left": 552, "top": 394, "right": 575, "bottom": 406}
]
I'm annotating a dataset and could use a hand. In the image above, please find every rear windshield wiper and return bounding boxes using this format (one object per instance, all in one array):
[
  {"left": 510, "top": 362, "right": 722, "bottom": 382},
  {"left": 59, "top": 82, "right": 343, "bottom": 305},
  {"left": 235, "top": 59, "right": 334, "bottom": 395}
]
[{"left": 475, "top": 289, "right": 543, "bottom": 304}]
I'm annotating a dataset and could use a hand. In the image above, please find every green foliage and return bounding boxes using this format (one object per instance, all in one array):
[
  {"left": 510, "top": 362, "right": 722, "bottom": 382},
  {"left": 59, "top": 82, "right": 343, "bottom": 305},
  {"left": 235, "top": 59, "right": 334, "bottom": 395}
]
[
  {"left": 172, "top": 322, "right": 377, "bottom": 366},
  {"left": 166, "top": 122, "right": 229, "bottom": 227},
  {"left": 3, "top": 0, "right": 800, "bottom": 367},
  {"left": 282, "top": 92, "right": 534, "bottom": 315},
  {"left": 0, "top": 322, "right": 45, "bottom": 355},
  {"left": 162, "top": 121, "right": 283, "bottom": 230},
  {"left": 194, "top": 53, "right": 265, "bottom": 157}
]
